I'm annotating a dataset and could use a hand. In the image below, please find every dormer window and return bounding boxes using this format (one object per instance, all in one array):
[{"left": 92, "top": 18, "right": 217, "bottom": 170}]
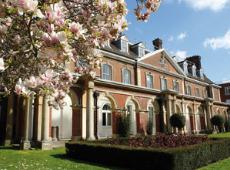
[
  {"left": 183, "top": 61, "right": 188, "bottom": 75},
  {"left": 120, "top": 36, "right": 129, "bottom": 53},
  {"left": 139, "top": 46, "right": 145, "bottom": 57},
  {"left": 192, "top": 65, "right": 197, "bottom": 77}
]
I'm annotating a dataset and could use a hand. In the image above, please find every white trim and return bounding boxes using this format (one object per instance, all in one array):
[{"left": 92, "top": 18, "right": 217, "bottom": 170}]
[{"left": 138, "top": 49, "right": 164, "bottom": 61}]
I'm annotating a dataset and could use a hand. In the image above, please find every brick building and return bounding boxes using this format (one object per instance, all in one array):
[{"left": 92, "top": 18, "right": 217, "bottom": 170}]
[
  {"left": 219, "top": 82, "right": 230, "bottom": 104},
  {"left": 0, "top": 36, "right": 229, "bottom": 149}
]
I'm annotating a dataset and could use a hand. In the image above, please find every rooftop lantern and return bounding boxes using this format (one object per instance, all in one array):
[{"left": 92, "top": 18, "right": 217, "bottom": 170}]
[{"left": 135, "top": 0, "right": 161, "bottom": 21}]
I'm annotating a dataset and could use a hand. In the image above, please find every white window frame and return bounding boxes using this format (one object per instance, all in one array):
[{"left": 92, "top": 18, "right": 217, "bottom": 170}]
[
  {"left": 146, "top": 73, "right": 153, "bottom": 88},
  {"left": 186, "top": 85, "right": 192, "bottom": 95},
  {"left": 160, "top": 77, "right": 167, "bottom": 91},
  {"left": 121, "top": 40, "right": 129, "bottom": 53},
  {"left": 102, "top": 104, "right": 112, "bottom": 127},
  {"left": 122, "top": 68, "right": 131, "bottom": 84},
  {"left": 225, "top": 87, "right": 230, "bottom": 95},
  {"left": 173, "top": 80, "right": 180, "bottom": 92},
  {"left": 102, "top": 64, "right": 112, "bottom": 80},
  {"left": 195, "top": 88, "right": 200, "bottom": 97}
]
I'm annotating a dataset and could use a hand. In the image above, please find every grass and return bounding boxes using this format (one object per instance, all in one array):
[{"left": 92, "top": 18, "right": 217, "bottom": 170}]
[
  {"left": 0, "top": 147, "right": 108, "bottom": 170},
  {"left": 198, "top": 157, "right": 230, "bottom": 170},
  {"left": 208, "top": 132, "right": 230, "bottom": 139}
]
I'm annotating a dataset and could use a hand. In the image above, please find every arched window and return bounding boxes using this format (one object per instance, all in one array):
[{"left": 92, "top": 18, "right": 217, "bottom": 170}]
[
  {"left": 122, "top": 69, "right": 131, "bottom": 84},
  {"left": 102, "top": 64, "right": 112, "bottom": 80},
  {"left": 102, "top": 104, "right": 112, "bottom": 126}
]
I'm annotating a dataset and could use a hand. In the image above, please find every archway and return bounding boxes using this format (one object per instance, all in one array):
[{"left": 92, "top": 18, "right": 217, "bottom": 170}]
[
  {"left": 52, "top": 95, "right": 73, "bottom": 140},
  {"left": 147, "top": 100, "right": 160, "bottom": 135},
  {"left": 195, "top": 106, "right": 203, "bottom": 132},
  {"left": 126, "top": 100, "right": 138, "bottom": 135},
  {"left": 185, "top": 106, "right": 192, "bottom": 133},
  {"left": 175, "top": 104, "right": 182, "bottom": 114},
  {"left": 97, "top": 96, "right": 114, "bottom": 138}
]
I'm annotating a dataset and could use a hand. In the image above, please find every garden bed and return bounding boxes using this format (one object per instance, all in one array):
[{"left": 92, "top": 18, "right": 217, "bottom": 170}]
[{"left": 66, "top": 134, "right": 230, "bottom": 170}]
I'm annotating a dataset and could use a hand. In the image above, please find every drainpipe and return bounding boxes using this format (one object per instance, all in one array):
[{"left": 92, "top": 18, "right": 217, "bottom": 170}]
[{"left": 93, "top": 91, "right": 100, "bottom": 139}]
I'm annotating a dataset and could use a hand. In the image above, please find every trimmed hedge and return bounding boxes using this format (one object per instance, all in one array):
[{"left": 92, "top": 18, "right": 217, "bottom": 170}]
[{"left": 66, "top": 139, "right": 230, "bottom": 170}]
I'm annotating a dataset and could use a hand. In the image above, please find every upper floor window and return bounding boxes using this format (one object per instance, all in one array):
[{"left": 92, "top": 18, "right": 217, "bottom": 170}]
[
  {"left": 122, "top": 68, "right": 131, "bottom": 84},
  {"left": 139, "top": 47, "right": 145, "bottom": 57},
  {"left": 160, "top": 77, "right": 167, "bottom": 91},
  {"left": 195, "top": 88, "right": 200, "bottom": 97},
  {"left": 225, "top": 87, "right": 230, "bottom": 95},
  {"left": 146, "top": 74, "right": 153, "bottom": 88},
  {"left": 186, "top": 85, "right": 192, "bottom": 95},
  {"left": 102, "top": 64, "right": 112, "bottom": 80},
  {"left": 173, "top": 80, "right": 180, "bottom": 92},
  {"left": 121, "top": 40, "right": 128, "bottom": 53}
]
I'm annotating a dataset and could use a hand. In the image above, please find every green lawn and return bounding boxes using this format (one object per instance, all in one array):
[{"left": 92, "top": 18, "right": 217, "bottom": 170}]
[
  {"left": 208, "top": 132, "right": 230, "bottom": 138},
  {"left": 0, "top": 147, "right": 108, "bottom": 170},
  {"left": 198, "top": 157, "right": 230, "bottom": 170}
]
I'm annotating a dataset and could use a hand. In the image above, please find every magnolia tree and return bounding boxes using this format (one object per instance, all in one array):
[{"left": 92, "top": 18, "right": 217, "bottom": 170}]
[{"left": 0, "top": 0, "right": 161, "bottom": 107}]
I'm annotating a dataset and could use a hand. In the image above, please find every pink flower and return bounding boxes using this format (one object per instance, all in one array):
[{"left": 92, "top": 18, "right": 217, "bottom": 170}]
[
  {"left": 69, "top": 22, "right": 87, "bottom": 39},
  {"left": 25, "top": 76, "right": 37, "bottom": 88},
  {"left": 0, "top": 58, "right": 5, "bottom": 71},
  {"left": 18, "top": 0, "right": 38, "bottom": 12}
]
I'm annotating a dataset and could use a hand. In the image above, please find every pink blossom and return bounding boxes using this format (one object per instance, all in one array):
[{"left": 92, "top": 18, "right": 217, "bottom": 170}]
[
  {"left": 69, "top": 22, "right": 87, "bottom": 39},
  {"left": 0, "top": 58, "right": 5, "bottom": 72}
]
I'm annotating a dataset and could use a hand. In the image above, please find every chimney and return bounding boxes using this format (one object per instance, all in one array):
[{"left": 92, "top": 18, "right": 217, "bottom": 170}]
[{"left": 152, "top": 38, "right": 163, "bottom": 50}]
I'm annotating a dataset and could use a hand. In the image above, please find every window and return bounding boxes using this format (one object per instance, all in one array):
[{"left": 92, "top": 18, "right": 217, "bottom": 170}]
[
  {"left": 139, "top": 47, "right": 145, "bottom": 57},
  {"left": 195, "top": 88, "right": 200, "bottom": 97},
  {"left": 121, "top": 40, "right": 128, "bottom": 53},
  {"left": 225, "top": 87, "right": 230, "bottom": 95},
  {"left": 173, "top": 80, "right": 180, "bottom": 92},
  {"left": 186, "top": 85, "right": 192, "bottom": 95},
  {"left": 102, "top": 104, "right": 112, "bottom": 126},
  {"left": 122, "top": 69, "right": 131, "bottom": 84},
  {"left": 146, "top": 74, "right": 153, "bottom": 88},
  {"left": 160, "top": 77, "right": 167, "bottom": 90},
  {"left": 102, "top": 64, "right": 112, "bottom": 80}
]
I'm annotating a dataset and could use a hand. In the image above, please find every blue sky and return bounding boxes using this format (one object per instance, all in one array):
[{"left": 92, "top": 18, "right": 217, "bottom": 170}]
[{"left": 125, "top": 0, "right": 230, "bottom": 83}]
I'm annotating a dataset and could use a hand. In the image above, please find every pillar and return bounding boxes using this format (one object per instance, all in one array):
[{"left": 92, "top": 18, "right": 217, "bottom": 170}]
[
  {"left": 21, "top": 96, "right": 31, "bottom": 150},
  {"left": 33, "top": 95, "right": 43, "bottom": 142},
  {"left": 41, "top": 95, "right": 52, "bottom": 150},
  {"left": 81, "top": 91, "right": 87, "bottom": 139},
  {"left": 166, "top": 97, "right": 173, "bottom": 133},
  {"left": 86, "top": 81, "right": 95, "bottom": 140}
]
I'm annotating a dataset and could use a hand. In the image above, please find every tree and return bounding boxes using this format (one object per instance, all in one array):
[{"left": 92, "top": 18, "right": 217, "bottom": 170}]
[
  {"left": 224, "top": 120, "right": 230, "bottom": 132},
  {"left": 0, "top": 0, "right": 161, "bottom": 107},
  {"left": 211, "top": 115, "right": 225, "bottom": 132},
  {"left": 170, "top": 114, "right": 186, "bottom": 133},
  {"left": 117, "top": 113, "right": 130, "bottom": 137}
]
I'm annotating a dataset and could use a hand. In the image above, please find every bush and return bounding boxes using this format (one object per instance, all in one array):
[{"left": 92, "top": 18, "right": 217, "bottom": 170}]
[
  {"left": 117, "top": 114, "right": 130, "bottom": 137},
  {"left": 224, "top": 120, "right": 230, "bottom": 132},
  {"left": 170, "top": 114, "right": 185, "bottom": 130},
  {"left": 211, "top": 115, "right": 224, "bottom": 132},
  {"left": 66, "top": 138, "right": 230, "bottom": 170}
]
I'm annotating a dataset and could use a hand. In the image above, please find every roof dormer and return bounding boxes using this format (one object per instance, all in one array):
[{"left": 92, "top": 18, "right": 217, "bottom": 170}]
[
  {"left": 120, "top": 35, "right": 129, "bottom": 53},
  {"left": 130, "top": 42, "right": 146, "bottom": 58}
]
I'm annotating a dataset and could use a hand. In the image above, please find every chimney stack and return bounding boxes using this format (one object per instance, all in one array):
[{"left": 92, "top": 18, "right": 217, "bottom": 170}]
[{"left": 152, "top": 38, "right": 163, "bottom": 50}]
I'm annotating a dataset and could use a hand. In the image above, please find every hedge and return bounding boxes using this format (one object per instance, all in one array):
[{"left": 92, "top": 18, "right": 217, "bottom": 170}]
[{"left": 66, "top": 139, "right": 230, "bottom": 170}]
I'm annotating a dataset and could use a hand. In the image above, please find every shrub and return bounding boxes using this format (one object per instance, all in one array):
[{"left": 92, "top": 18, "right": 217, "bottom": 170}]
[
  {"left": 211, "top": 115, "right": 224, "bottom": 132},
  {"left": 224, "top": 120, "right": 230, "bottom": 132},
  {"left": 170, "top": 114, "right": 185, "bottom": 131},
  {"left": 117, "top": 114, "right": 130, "bottom": 137},
  {"left": 146, "top": 120, "right": 153, "bottom": 135},
  {"left": 66, "top": 138, "right": 230, "bottom": 170}
]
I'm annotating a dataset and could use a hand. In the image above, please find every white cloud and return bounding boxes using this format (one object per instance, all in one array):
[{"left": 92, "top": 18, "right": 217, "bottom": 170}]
[
  {"left": 180, "top": 0, "right": 230, "bottom": 12},
  {"left": 204, "top": 30, "right": 230, "bottom": 50},
  {"left": 177, "top": 32, "right": 187, "bottom": 40},
  {"left": 171, "top": 50, "right": 188, "bottom": 61}
]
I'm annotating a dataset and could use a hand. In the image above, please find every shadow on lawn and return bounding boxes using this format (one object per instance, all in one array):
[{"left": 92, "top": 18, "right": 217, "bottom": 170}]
[{"left": 51, "top": 153, "right": 125, "bottom": 170}]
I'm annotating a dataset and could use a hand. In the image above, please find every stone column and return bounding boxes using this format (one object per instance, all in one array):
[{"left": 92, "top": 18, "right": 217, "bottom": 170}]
[
  {"left": 21, "top": 96, "right": 31, "bottom": 150},
  {"left": 205, "top": 102, "right": 212, "bottom": 130},
  {"left": 86, "top": 81, "right": 95, "bottom": 140},
  {"left": 41, "top": 95, "right": 52, "bottom": 150},
  {"left": 81, "top": 91, "right": 87, "bottom": 139},
  {"left": 33, "top": 95, "right": 43, "bottom": 142}
]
